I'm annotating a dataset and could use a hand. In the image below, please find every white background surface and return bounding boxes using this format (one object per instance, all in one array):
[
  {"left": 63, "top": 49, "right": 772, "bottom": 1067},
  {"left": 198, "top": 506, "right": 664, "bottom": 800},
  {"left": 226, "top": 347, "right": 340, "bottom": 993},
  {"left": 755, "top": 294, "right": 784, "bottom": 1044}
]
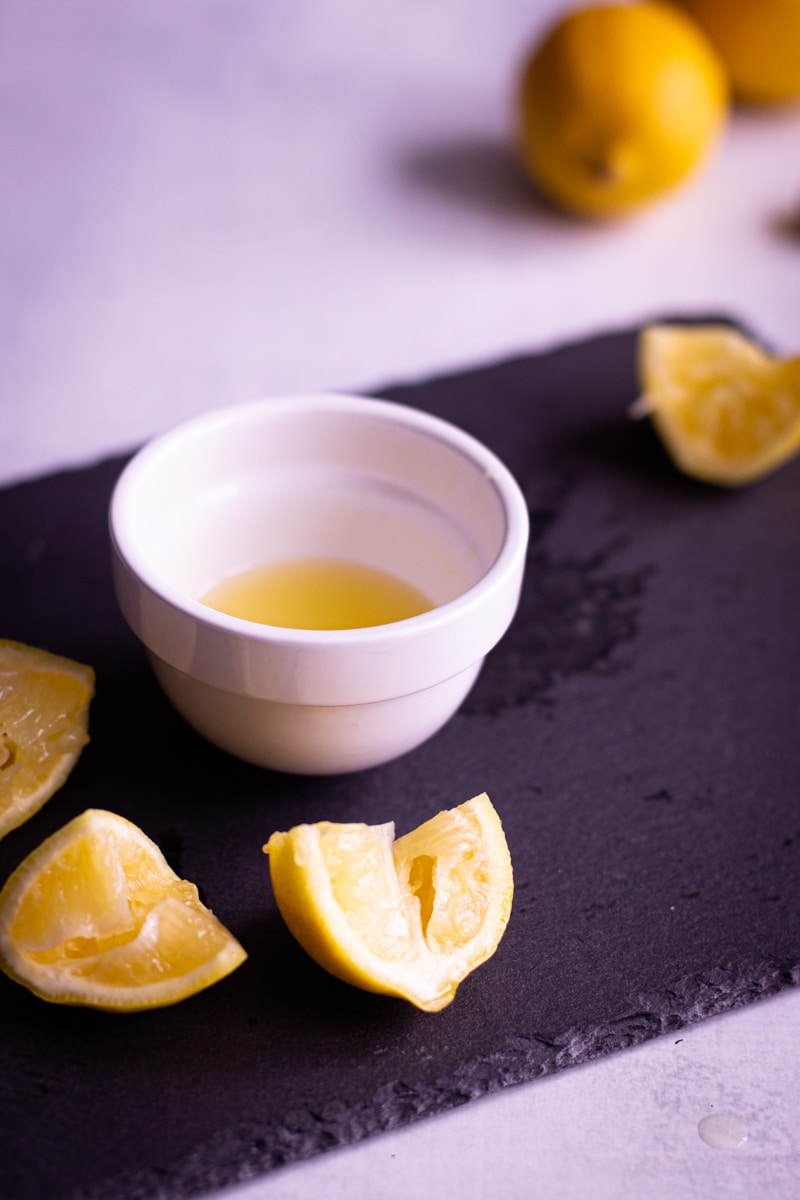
[{"left": 2, "top": 2, "right": 799, "bottom": 1197}]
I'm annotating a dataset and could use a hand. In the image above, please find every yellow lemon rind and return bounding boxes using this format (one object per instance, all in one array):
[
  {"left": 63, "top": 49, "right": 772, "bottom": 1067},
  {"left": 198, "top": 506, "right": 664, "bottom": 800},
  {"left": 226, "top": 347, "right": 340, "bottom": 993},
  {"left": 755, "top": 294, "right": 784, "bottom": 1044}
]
[
  {"left": 516, "top": 3, "right": 728, "bottom": 219},
  {"left": 637, "top": 323, "right": 800, "bottom": 487},
  {"left": 0, "top": 809, "right": 247, "bottom": 1011},
  {"left": 0, "top": 639, "right": 95, "bottom": 839},
  {"left": 674, "top": 0, "right": 800, "bottom": 106},
  {"left": 267, "top": 819, "right": 429, "bottom": 1002},
  {"left": 0, "top": 755, "right": 82, "bottom": 841},
  {"left": 265, "top": 793, "right": 513, "bottom": 1013}
]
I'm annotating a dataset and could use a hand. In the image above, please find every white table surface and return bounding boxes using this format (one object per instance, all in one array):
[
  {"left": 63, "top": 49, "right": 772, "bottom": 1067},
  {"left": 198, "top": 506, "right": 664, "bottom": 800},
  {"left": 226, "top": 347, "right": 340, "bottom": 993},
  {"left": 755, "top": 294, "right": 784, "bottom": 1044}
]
[{"left": 2, "top": 2, "right": 799, "bottom": 1197}]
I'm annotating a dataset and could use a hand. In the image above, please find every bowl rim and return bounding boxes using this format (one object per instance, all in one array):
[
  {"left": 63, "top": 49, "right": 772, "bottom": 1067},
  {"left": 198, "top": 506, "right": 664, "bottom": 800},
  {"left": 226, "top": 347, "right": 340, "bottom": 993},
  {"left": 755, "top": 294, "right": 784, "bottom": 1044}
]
[{"left": 111, "top": 391, "right": 529, "bottom": 642}]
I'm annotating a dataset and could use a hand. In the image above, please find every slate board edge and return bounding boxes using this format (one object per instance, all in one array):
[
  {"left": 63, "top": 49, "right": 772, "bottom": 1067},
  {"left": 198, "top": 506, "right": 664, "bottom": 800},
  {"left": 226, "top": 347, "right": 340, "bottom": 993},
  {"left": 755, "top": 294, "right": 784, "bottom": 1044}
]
[
  {"left": 7, "top": 309, "right": 753, "bottom": 496},
  {"left": 68, "top": 958, "right": 799, "bottom": 1200}
]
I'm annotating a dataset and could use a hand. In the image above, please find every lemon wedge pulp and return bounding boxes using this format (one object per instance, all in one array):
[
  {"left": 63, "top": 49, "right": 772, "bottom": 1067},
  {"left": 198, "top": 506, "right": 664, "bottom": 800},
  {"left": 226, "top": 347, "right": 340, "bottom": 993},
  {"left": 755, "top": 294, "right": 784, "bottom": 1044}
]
[
  {"left": 636, "top": 323, "right": 800, "bottom": 487},
  {"left": 0, "top": 809, "right": 247, "bottom": 1010},
  {"left": 0, "top": 639, "right": 95, "bottom": 839},
  {"left": 265, "top": 792, "right": 513, "bottom": 1012}
]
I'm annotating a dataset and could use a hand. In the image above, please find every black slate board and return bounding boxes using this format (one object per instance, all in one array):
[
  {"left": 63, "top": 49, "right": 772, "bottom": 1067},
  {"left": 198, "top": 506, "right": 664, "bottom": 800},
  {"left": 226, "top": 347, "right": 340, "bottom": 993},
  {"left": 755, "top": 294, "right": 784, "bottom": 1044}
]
[{"left": 1, "top": 324, "right": 799, "bottom": 1200}]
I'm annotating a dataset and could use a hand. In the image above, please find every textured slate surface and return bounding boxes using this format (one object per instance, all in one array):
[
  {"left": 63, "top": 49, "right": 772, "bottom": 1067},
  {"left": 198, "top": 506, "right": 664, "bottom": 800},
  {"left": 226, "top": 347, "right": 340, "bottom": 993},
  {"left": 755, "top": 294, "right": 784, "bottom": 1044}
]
[{"left": 1, "top": 324, "right": 799, "bottom": 1200}]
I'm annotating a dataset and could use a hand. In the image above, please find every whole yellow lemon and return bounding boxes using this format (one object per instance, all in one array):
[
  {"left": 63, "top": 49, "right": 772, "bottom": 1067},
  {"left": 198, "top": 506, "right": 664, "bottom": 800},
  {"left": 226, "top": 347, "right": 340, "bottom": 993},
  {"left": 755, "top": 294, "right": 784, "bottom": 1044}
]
[
  {"left": 516, "top": 2, "right": 728, "bottom": 218},
  {"left": 675, "top": 0, "right": 800, "bottom": 104}
]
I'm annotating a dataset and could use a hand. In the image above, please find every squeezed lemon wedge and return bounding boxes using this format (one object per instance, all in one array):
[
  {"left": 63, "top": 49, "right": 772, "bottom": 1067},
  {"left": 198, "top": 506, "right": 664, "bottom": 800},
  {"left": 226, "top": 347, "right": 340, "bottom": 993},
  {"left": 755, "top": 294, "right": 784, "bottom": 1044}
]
[
  {"left": 636, "top": 323, "right": 800, "bottom": 486},
  {"left": 264, "top": 792, "right": 513, "bottom": 1012},
  {"left": 0, "top": 639, "right": 94, "bottom": 839},
  {"left": 0, "top": 809, "right": 246, "bottom": 1010}
]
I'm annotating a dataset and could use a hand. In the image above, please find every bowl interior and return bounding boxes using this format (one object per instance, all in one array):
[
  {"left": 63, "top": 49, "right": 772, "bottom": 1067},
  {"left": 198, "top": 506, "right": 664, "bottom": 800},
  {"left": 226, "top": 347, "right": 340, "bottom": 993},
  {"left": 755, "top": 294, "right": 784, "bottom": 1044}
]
[{"left": 117, "top": 397, "right": 510, "bottom": 616}]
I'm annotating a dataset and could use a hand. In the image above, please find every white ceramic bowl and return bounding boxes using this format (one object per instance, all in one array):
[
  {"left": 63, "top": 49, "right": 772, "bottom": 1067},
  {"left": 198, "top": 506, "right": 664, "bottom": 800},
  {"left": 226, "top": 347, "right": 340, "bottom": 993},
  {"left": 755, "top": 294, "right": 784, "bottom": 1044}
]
[{"left": 109, "top": 393, "right": 529, "bottom": 775}]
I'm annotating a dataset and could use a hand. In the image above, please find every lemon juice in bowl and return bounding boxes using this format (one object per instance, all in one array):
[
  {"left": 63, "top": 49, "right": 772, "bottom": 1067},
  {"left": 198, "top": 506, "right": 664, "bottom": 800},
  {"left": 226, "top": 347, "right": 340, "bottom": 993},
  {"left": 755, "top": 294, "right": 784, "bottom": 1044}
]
[{"left": 201, "top": 557, "right": 435, "bottom": 630}]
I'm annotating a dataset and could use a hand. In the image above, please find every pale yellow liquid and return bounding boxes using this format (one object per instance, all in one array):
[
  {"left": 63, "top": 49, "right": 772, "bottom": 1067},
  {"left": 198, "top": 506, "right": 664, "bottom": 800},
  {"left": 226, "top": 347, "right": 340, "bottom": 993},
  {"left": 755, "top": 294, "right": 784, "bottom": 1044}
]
[{"left": 201, "top": 558, "right": 435, "bottom": 630}]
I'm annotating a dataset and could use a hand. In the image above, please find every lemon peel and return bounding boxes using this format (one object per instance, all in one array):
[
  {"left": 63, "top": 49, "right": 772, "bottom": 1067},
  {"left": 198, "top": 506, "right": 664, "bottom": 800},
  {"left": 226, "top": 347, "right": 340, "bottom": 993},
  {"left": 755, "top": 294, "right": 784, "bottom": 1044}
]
[
  {"left": 0, "top": 809, "right": 247, "bottom": 1010},
  {"left": 636, "top": 323, "right": 800, "bottom": 487},
  {"left": 264, "top": 792, "right": 513, "bottom": 1012},
  {"left": 516, "top": 2, "right": 727, "bottom": 217},
  {"left": 676, "top": 0, "right": 800, "bottom": 105},
  {"left": 0, "top": 639, "right": 94, "bottom": 839}
]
